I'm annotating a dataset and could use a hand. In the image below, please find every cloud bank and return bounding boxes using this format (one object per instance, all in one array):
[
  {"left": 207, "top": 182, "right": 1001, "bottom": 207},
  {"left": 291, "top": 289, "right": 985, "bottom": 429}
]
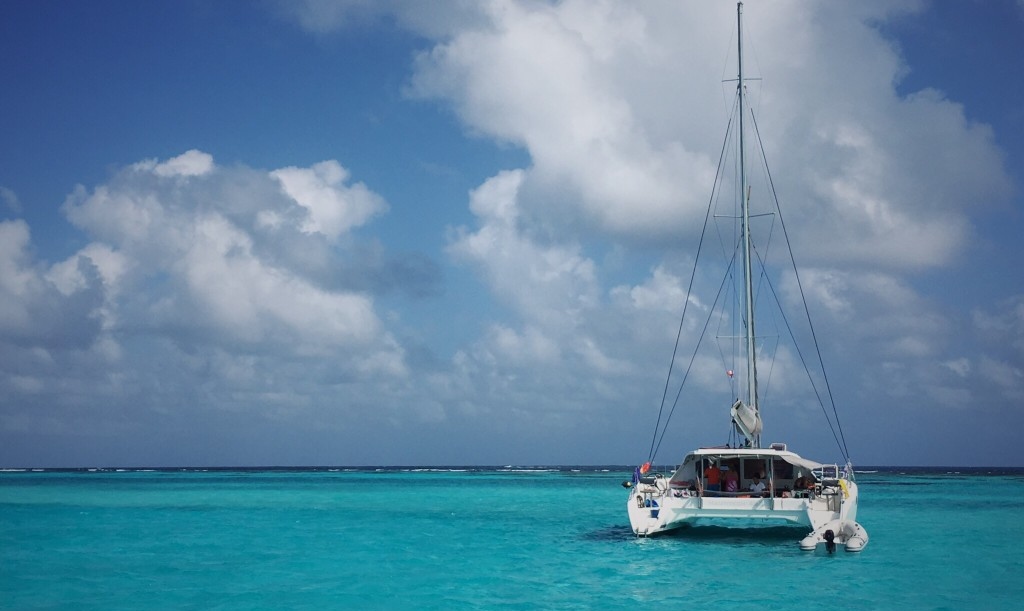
[{"left": 1, "top": 1, "right": 1021, "bottom": 467}]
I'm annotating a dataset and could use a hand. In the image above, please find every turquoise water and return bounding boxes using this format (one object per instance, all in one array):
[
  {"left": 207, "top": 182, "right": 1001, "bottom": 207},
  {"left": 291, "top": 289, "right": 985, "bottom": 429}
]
[{"left": 2, "top": 467, "right": 1022, "bottom": 610}]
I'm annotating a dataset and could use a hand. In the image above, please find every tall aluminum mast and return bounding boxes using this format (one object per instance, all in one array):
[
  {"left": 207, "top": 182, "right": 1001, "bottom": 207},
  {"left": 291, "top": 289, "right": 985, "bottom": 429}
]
[{"left": 737, "top": 2, "right": 760, "bottom": 447}]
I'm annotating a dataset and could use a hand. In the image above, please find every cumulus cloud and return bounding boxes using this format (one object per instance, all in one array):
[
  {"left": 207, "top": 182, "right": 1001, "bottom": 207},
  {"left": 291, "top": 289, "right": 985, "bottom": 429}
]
[
  {"left": 444, "top": 169, "right": 636, "bottom": 415},
  {"left": 271, "top": 160, "right": 387, "bottom": 238},
  {"left": 408, "top": 1, "right": 1018, "bottom": 450},
  {"left": 0, "top": 151, "right": 421, "bottom": 450},
  {"left": 780, "top": 268, "right": 952, "bottom": 365},
  {"left": 448, "top": 170, "right": 599, "bottom": 330},
  {"left": 612, "top": 265, "right": 698, "bottom": 313},
  {"left": 178, "top": 213, "right": 382, "bottom": 348},
  {"left": 410, "top": 1, "right": 717, "bottom": 238},
  {"left": 0, "top": 220, "right": 105, "bottom": 350},
  {"left": 132, "top": 149, "right": 215, "bottom": 177},
  {"left": 0, "top": 221, "right": 117, "bottom": 442},
  {"left": 399, "top": 0, "right": 1013, "bottom": 269},
  {"left": 0, "top": 219, "right": 109, "bottom": 347},
  {"left": 59, "top": 151, "right": 401, "bottom": 357}
]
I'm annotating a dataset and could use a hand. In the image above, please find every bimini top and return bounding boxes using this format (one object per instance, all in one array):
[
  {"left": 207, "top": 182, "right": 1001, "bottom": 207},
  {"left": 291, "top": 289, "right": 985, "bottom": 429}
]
[{"left": 682, "top": 446, "right": 825, "bottom": 472}]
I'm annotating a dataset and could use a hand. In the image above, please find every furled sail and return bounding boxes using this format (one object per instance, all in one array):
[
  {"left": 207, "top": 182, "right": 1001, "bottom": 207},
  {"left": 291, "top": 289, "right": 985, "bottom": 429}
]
[{"left": 731, "top": 399, "right": 762, "bottom": 441}]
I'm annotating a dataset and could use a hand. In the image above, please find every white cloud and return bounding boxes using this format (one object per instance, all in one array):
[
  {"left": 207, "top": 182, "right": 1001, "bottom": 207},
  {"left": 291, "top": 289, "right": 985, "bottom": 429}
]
[
  {"left": 181, "top": 213, "right": 382, "bottom": 349},
  {"left": 576, "top": 335, "right": 627, "bottom": 374},
  {"left": 63, "top": 183, "right": 170, "bottom": 249},
  {"left": 0, "top": 219, "right": 106, "bottom": 350},
  {"left": 780, "top": 268, "right": 951, "bottom": 359},
  {"left": 279, "top": 2, "right": 1018, "bottom": 438},
  {"left": 410, "top": 1, "right": 717, "bottom": 237},
  {"left": 486, "top": 324, "right": 560, "bottom": 365},
  {"left": 271, "top": 160, "right": 387, "bottom": 239},
  {"left": 47, "top": 243, "right": 129, "bottom": 298},
  {"left": 4, "top": 2, "right": 1022, "bottom": 467},
  {"left": 0, "top": 220, "right": 35, "bottom": 300},
  {"left": 448, "top": 170, "right": 599, "bottom": 330},
  {"left": 133, "top": 149, "right": 215, "bottom": 177},
  {"left": 0, "top": 150, "right": 429, "bottom": 460},
  {"left": 612, "top": 265, "right": 689, "bottom": 313},
  {"left": 793, "top": 269, "right": 856, "bottom": 319},
  {"left": 59, "top": 150, "right": 404, "bottom": 364},
  {"left": 444, "top": 169, "right": 642, "bottom": 406},
  {"left": 404, "top": 1, "right": 1012, "bottom": 269},
  {"left": 0, "top": 186, "right": 21, "bottom": 214}
]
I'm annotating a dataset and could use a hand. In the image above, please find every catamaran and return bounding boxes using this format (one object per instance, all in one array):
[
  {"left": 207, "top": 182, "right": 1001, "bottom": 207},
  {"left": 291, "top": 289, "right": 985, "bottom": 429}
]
[{"left": 625, "top": 3, "right": 868, "bottom": 552}]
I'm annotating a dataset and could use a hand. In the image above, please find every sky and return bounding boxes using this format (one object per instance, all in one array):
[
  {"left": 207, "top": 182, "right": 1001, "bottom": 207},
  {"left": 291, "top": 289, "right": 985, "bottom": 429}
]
[{"left": 1, "top": 0, "right": 1022, "bottom": 468}]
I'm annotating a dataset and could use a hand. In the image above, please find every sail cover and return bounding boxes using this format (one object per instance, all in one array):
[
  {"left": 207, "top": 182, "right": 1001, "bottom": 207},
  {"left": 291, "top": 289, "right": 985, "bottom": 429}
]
[{"left": 731, "top": 399, "right": 763, "bottom": 440}]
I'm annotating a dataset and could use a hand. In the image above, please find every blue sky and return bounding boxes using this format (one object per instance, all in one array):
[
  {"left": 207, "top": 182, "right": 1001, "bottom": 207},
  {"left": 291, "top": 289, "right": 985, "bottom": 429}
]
[{"left": 1, "top": 0, "right": 1022, "bottom": 468}]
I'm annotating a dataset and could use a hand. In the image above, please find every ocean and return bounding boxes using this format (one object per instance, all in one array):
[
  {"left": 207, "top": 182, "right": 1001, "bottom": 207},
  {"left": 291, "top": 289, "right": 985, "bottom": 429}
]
[{"left": 2, "top": 467, "right": 1022, "bottom": 610}]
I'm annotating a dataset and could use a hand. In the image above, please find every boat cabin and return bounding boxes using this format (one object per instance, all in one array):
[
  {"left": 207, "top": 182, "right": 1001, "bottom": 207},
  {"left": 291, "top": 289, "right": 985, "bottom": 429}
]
[{"left": 667, "top": 446, "right": 835, "bottom": 499}]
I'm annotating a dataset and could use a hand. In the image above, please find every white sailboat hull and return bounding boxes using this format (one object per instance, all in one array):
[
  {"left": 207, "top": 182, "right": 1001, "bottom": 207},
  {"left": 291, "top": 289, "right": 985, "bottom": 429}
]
[
  {"left": 628, "top": 489, "right": 865, "bottom": 551},
  {"left": 630, "top": 495, "right": 816, "bottom": 532},
  {"left": 629, "top": 492, "right": 851, "bottom": 531}
]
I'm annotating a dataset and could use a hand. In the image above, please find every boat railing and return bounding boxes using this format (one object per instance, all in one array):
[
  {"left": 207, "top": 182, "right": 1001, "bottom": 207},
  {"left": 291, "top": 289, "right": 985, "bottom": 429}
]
[
  {"left": 813, "top": 464, "right": 842, "bottom": 484},
  {"left": 672, "top": 480, "right": 815, "bottom": 500},
  {"left": 699, "top": 490, "right": 771, "bottom": 498},
  {"left": 636, "top": 474, "right": 669, "bottom": 494}
]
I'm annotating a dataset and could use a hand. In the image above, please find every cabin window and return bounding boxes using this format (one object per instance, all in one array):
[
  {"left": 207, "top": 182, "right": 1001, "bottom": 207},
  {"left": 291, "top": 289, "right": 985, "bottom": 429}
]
[
  {"left": 742, "top": 458, "right": 767, "bottom": 478},
  {"left": 772, "top": 459, "right": 793, "bottom": 479}
]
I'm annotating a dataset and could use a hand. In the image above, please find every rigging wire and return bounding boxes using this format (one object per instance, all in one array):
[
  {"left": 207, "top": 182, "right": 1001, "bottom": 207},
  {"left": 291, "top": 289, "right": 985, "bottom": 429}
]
[
  {"left": 751, "top": 246, "right": 848, "bottom": 458},
  {"left": 652, "top": 249, "right": 738, "bottom": 462},
  {"left": 646, "top": 101, "right": 737, "bottom": 464},
  {"left": 749, "top": 110, "right": 853, "bottom": 463},
  {"left": 646, "top": 79, "right": 854, "bottom": 468}
]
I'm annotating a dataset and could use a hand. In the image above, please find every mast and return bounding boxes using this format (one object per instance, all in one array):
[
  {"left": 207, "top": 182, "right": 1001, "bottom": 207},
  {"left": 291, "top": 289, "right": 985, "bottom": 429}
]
[{"left": 737, "top": 2, "right": 760, "bottom": 447}]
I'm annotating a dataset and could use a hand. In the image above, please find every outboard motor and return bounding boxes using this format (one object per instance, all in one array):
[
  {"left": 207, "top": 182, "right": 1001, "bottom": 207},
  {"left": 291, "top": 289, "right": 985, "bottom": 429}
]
[{"left": 823, "top": 529, "right": 836, "bottom": 554}]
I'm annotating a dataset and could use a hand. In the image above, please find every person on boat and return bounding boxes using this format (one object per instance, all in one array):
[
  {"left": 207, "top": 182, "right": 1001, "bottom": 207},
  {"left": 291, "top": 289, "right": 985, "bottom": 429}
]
[
  {"left": 723, "top": 466, "right": 739, "bottom": 492},
  {"left": 749, "top": 473, "right": 768, "bottom": 496},
  {"left": 790, "top": 475, "right": 813, "bottom": 498},
  {"left": 703, "top": 462, "right": 722, "bottom": 491}
]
